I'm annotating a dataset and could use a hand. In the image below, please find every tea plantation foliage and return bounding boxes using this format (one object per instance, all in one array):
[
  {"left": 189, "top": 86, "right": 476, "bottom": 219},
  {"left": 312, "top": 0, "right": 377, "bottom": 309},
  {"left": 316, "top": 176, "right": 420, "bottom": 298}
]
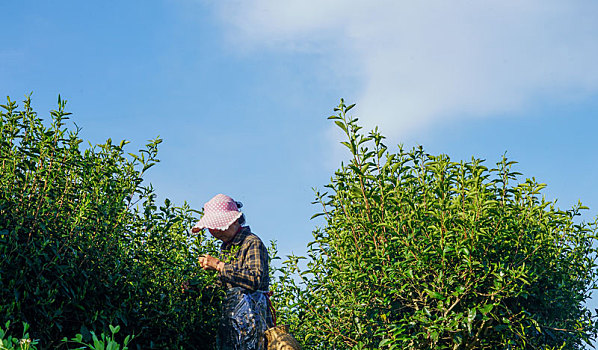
[
  {"left": 3, "top": 96, "right": 598, "bottom": 350},
  {"left": 272, "top": 100, "right": 598, "bottom": 349},
  {"left": 0, "top": 96, "right": 223, "bottom": 349}
]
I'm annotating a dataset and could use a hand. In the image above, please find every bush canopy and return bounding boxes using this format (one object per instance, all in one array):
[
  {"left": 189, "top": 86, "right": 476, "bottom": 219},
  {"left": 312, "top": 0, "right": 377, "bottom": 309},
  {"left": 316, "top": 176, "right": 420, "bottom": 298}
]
[
  {"left": 273, "top": 100, "right": 598, "bottom": 350},
  {"left": 0, "top": 95, "right": 222, "bottom": 349}
]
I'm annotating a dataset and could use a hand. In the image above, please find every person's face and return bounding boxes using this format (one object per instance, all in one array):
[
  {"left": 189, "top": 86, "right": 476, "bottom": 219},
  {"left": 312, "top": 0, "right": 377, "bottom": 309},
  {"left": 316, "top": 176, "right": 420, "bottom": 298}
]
[{"left": 208, "top": 220, "right": 240, "bottom": 243}]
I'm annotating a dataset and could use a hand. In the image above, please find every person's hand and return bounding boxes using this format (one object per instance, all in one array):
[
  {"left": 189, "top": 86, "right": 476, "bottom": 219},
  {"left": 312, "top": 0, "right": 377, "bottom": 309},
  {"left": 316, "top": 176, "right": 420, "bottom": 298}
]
[
  {"left": 191, "top": 227, "right": 201, "bottom": 234},
  {"left": 199, "top": 254, "right": 224, "bottom": 272}
]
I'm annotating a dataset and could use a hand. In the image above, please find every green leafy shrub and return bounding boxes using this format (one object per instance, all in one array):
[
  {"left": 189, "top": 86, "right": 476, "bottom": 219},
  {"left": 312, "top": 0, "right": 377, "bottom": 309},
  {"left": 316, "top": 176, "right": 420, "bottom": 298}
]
[
  {"left": 0, "top": 321, "right": 39, "bottom": 350},
  {"left": 0, "top": 95, "right": 221, "bottom": 349},
  {"left": 63, "top": 325, "right": 133, "bottom": 350},
  {"left": 0, "top": 321, "right": 132, "bottom": 350},
  {"left": 274, "top": 100, "right": 598, "bottom": 349}
]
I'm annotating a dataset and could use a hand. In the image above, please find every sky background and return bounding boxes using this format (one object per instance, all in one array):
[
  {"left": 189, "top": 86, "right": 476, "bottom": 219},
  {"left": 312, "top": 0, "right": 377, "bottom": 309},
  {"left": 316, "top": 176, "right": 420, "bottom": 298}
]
[{"left": 3, "top": 0, "right": 598, "bottom": 324}]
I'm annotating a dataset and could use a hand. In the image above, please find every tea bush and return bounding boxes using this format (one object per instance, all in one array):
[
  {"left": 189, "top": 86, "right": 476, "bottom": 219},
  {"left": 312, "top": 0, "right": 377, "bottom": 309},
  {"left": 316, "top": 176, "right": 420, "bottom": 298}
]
[
  {"left": 0, "top": 321, "right": 132, "bottom": 350},
  {"left": 62, "top": 324, "right": 133, "bottom": 350},
  {"left": 274, "top": 100, "right": 598, "bottom": 349},
  {"left": 0, "top": 96, "right": 221, "bottom": 349},
  {"left": 0, "top": 321, "right": 39, "bottom": 350}
]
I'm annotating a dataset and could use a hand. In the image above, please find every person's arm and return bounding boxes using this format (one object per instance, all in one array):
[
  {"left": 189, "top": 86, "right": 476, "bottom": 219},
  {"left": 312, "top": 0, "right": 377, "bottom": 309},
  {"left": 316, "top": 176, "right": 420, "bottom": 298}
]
[{"left": 199, "top": 255, "right": 225, "bottom": 272}]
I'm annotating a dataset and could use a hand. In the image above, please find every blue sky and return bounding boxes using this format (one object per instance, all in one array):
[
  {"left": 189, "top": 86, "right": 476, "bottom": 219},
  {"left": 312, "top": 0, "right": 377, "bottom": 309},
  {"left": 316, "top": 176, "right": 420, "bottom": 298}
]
[{"left": 3, "top": 0, "right": 598, "bottom": 312}]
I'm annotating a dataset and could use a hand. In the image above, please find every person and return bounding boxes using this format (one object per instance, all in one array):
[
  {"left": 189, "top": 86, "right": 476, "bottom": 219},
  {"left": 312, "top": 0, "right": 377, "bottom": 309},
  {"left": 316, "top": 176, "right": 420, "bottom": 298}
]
[{"left": 191, "top": 194, "right": 273, "bottom": 350}]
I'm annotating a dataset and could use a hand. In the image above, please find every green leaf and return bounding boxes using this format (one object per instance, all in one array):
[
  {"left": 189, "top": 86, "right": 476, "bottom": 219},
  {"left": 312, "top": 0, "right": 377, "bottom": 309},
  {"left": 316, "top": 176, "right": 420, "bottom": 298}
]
[
  {"left": 379, "top": 338, "right": 392, "bottom": 347},
  {"left": 479, "top": 303, "right": 494, "bottom": 315},
  {"left": 335, "top": 120, "right": 348, "bottom": 134},
  {"left": 425, "top": 289, "right": 446, "bottom": 300},
  {"left": 310, "top": 212, "right": 326, "bottom": 219}
]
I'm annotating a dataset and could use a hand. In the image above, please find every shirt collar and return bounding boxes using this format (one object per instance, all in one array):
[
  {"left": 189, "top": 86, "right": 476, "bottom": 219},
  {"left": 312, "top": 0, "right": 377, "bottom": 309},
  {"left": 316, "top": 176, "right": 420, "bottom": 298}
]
[{"left": 222, "top": 226, "right": 250, "bottom": 250}]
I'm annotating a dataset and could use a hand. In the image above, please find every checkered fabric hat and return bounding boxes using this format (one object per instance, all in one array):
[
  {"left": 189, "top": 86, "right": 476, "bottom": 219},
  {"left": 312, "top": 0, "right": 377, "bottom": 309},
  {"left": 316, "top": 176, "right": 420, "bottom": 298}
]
[{"left": 193, "top": 194, "right": 243, "bottom": 231}]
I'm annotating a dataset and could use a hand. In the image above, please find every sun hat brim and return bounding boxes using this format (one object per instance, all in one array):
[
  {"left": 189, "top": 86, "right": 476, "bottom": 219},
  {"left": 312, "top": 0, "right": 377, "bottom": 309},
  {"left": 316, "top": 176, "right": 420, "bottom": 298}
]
[{"left": 193, "top": 211, "right": 242, "bottom": 231}]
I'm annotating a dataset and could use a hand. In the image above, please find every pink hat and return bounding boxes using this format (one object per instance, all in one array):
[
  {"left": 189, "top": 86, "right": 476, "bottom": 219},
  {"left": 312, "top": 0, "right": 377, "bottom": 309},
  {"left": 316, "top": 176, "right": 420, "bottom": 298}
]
[{"left": 193, "top": 194, "right": 242, "bottom": 231}]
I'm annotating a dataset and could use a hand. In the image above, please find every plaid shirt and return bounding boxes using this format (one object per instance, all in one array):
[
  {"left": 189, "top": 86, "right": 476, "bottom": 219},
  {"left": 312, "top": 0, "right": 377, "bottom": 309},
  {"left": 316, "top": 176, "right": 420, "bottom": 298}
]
[{"left": 218, "top": 226, "right": 270, "bottom": 292}]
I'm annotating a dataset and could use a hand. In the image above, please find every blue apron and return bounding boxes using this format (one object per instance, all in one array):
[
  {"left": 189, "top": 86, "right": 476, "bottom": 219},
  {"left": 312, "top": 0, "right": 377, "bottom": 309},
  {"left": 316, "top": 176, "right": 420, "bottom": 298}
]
[{"left": 219, "top": 287, "right": 271, "bottom": 350}]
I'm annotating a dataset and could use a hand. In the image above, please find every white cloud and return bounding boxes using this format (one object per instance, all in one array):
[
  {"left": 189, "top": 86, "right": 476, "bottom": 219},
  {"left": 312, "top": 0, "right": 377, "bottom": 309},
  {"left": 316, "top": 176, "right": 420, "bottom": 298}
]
[{"left": 210, "top": 0, "right": 598, "bottom": 137}]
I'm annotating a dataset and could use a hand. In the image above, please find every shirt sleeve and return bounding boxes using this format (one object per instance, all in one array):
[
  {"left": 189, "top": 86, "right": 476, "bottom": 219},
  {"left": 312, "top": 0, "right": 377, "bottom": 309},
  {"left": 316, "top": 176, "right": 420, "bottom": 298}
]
[{"left": 219, "top": 237, "right": 269, "bottom": 292}]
